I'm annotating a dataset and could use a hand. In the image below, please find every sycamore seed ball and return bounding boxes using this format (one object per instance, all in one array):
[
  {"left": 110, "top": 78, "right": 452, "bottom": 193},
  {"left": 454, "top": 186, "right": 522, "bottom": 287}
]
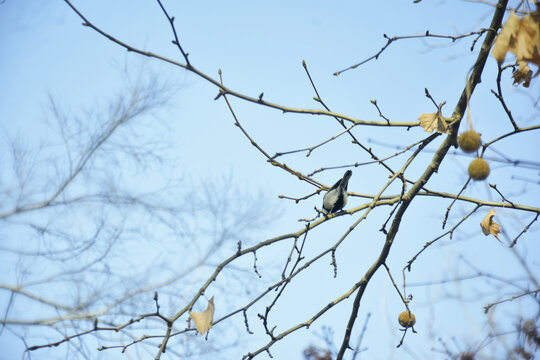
[
  {"left": 468, "top": 158, "right": 490, "bottom": 180},
  {"left": 459, "top": 131, "right": 482, "bottom": 153},
  {"left": 398, "top": 311, "right": 416, "bottom": 328}
]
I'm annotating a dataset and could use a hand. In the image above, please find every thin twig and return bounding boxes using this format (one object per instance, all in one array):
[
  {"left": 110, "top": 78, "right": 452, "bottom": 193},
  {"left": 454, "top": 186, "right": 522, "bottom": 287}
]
[
  {"left": 406, "top": 205, "right": 481, "bottom": 271},
  {"left": 383, "top": 263, "right": 410, "bottom": 309},
  {"left": 155, "top": 0, "right": 191, "bottom": 67},
  {"left": 484, "top": 287, "right": 540, "bottom": 313},
  {"left": 510, "top": 213, "right": 539, "bottom": 248},
  {"left": 442, "top": 178, "right": 472, "bottom": 229},
  {"left": 481, "top": 125, "right": 540, "bottom": 156},
  {"left": 350, "top": 313, "right": 371, "bottom": 360},
  {"left": 370, "top": 100, "right": 391, "bottom": 125},
  {"left": 272, "top": 123, "right": 357, "bottom": 159},
  {"left": 489, "top": 183, "right": 515, "bottom": 207},
  {"left": 492, "top": 63, "right": 519, "bottom": 130},
  {"left": 334, "top": 28, "right": 493, "bottom": 76},
  {"left": 309, "top": 136, "right": 429, "bottom": 176}
]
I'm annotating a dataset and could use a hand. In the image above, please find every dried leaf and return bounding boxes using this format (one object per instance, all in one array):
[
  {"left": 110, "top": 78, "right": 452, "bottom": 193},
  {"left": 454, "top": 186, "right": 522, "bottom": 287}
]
[
  {"left": 513, "top": 60, "right": 533, "bottom": 87},
  {"left": 515, "top": 14, "right": 540, "bottom": 67},
  {"left": 480, "top": 208, "right": 501, "bottom": 241},
  {"left": 491, "top": 11, "right": 540, "bottom": 85},
  {"left": 189, "top": 297, "right": 215, "bottom": 335},
  {"left": 418, "top": 110, "right": 450, "bottom": 134},
  {"left": 492, "top": 12, "right": 521, "bottom": 64}
]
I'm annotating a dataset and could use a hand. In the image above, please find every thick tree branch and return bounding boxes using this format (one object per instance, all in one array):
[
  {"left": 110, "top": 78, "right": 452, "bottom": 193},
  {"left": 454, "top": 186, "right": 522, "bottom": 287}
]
[{"left": 336, "top": 1, "right": 509, "bottom": 358}]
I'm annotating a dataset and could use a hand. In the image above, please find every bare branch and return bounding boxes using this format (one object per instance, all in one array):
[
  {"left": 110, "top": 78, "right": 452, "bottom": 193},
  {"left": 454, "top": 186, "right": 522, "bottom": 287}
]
[
  {"left": 484, "top": 287, "right": 540, "bottom": 313},
  {"left": 334, "top": 28, "right": 494, "bottom": 76}
]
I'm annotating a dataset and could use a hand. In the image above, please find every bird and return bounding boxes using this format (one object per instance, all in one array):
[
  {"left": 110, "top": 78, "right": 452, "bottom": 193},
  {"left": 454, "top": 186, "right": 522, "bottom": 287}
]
[{"left": 322, "top": 170, "right": 352, "bottom": 214}]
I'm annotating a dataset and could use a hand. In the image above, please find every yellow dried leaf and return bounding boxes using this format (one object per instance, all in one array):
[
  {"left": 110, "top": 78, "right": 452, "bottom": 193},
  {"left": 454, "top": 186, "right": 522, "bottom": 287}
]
[
  {"left": 516, "top": 14, "right": 540, "bottom": 67},
  {"left": 513, "top": 60, "right": 533, "bottom": 87},
  {"left": 189, "top": 297, "right": 215, "bottom": 335},
  {"left": 492, "top": 11, "right": 540, "bottom": 85},
  {"left": 418, "top": 110, "right": 450, "bottom": 134},
  {"left": 480, "top": 208, "right": 501, "bottom": 241},
  {"left": 492, "top": 12, "right": 521, "bottom": 64}
]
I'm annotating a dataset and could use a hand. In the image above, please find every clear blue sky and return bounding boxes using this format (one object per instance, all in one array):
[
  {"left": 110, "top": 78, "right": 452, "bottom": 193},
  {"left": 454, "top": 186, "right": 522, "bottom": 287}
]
[{"left": 1, "top": 1, "right": 539, "bottom": 359}]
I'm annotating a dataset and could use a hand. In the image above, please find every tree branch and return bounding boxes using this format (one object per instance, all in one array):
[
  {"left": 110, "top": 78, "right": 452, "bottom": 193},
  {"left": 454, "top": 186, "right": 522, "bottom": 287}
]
[{"left": 336, "top": 1, "right": 508, "bottom": 357}]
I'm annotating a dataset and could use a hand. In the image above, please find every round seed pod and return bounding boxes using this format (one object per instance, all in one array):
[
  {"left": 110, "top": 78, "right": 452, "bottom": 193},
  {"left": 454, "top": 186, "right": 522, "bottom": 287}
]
[
  {"left": 459, "top": 131, "right": 482, "bottom": 153},
  {"left": 468, "top": 158, "right": 490, "bottom": 180},
  {"left": 398, "top": 311, "right": 416, "bottom": 328}
]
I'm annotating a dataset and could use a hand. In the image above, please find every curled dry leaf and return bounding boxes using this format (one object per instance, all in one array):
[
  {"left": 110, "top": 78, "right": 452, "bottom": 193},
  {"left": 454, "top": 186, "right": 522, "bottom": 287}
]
[
  {"left": 418, "top": 108, "right": 450, "bottom": 134},
  {"left": 480, "top": 208, "right": 502, "bottom": 242},
  {"left": 189, "top": 296, "right": 215, "bottom": 335},
  {"left": 517, "top": 13, "right": 540, "bottom": 66},
  {"left": 491, "top": 11, "right": 540, "bottom": 86},
  {"left": 491, "top": 12, "right": 522, "bottom": 64},
  {"left": 513, "top": 60, "right": 533, "bottom": 87}
]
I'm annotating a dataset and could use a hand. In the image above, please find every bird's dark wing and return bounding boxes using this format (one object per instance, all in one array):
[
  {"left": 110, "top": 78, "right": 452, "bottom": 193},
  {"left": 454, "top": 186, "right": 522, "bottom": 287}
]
[
  {"left": 330, "top": 193, "right": 345, "bottom": 213},
  {"left": 329, "top": 178, "right": 342, "bottom": 191}
]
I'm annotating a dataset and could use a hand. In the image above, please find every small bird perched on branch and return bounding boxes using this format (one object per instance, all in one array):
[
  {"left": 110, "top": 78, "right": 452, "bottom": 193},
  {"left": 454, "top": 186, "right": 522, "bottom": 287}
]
[{"left": 322, "top": 170, "right": 352, "bottom": 215}]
